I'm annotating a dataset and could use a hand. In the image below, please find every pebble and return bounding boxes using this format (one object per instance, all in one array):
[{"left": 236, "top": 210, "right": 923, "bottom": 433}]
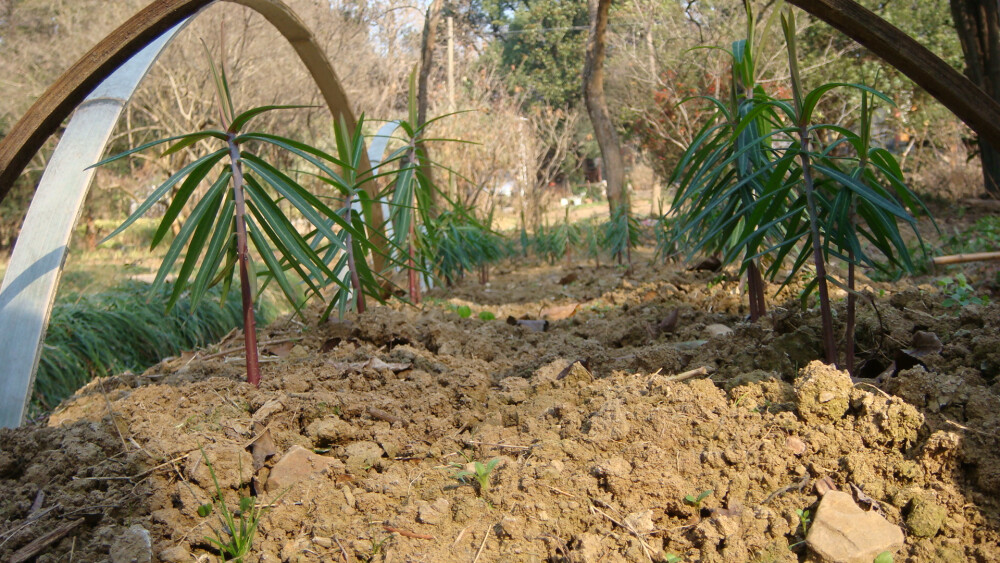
[
  {"left": 704, "top": 323, "right": 733, "bottom": 338},
  {"left": 266, "top": 445, "right": 344, "bottom": 492},
  {"left": 806, "top": 490, "right": 904, "bottom": 563},
  {"left": 109, "top": 524, "right": 152, "bottom": 563}
]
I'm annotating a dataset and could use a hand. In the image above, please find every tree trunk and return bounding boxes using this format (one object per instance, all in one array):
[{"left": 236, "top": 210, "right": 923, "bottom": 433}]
[
  {"left": 416, "top": 0, "right": 443, "bottom": 215},
  {"left": 583, "top": 0, "right": 627, "bottom": 216},
  {"left": 951, "top": 0, "right": 1000, "bottom": 198}
]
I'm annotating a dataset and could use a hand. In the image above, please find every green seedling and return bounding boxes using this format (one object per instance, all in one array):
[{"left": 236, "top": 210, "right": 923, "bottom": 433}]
[
  {"left": 451, "top": 457, "right": 501, "bottom": 496},
  {"left": 873, "top": 551, "right": 893, "bottom": 563},
  {"left": 197, "top": 446, "right": 281, "bottom": 562},
  {"left": 937, "top": 273, "right": 989, "bottom": 308},
  {"left": 684, "top": 489, "right": 713, "bottom": 509},
  {"left": 478, "top": 311, "right": 496, "bottom": 321},
  {"left": 795, "top": 508, "right": 812, "bottom": 536},
  {"left": 360, "top": 535, "right": 392, "bottom": 563},
  {"left": 456, "top": 305, "right": 472, "bottom": 318}
]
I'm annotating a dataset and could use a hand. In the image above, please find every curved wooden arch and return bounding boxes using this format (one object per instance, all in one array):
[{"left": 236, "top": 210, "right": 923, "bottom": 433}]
[
  {"left": 0, "top": 0, "right": 383, "bottom": 228},
  {"left": 0, "top": 0, "right": 387, "bottom": 427}
]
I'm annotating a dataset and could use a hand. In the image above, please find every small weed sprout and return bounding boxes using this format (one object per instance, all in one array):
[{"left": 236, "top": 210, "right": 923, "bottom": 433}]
[
  {"left": 197, "top": 446, "right": 280, "bottom": 562},
  {"left": 795, "top": 508, "right": 812, "bottom": 536},
  {"left": 683, "top": 489, "right": 713, "bottom": 509},
  {"left": 451, "top": 457, "right": 501, "bottom": 496},
  {"left": 360, "top": 534, "right": 392, "bottom": 563},
  {"left": 873, "top": 551, "right": 894, "bottom": 563},
  {"left": 937, "top": 273, "right": 989, "bottom": 307}
]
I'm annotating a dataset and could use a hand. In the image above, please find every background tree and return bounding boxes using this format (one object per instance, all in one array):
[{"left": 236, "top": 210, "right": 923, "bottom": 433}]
[
  {"left": 950, "top": 0, "right": 1000, "bottom": 198},
  {"left": 583, "top": 0, "right": 626, "bottom": 217}
]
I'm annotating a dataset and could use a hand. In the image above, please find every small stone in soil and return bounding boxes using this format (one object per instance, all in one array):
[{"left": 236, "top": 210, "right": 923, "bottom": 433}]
[
  {"left": 704, "top": 323, "right": 733, "bottom": 338},
  {"left": 806, "top": 490, "right": 904, "bottom": 563},
  {"left": 109, "top": 524, "right": 152, "bottom": 563},
  {"left": 266, "top": 445, "right": 344, "bottom": 492}
]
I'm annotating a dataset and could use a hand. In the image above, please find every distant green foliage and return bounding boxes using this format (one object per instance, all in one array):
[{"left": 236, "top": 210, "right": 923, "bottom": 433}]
[
  {"left": 944, "top": 216, "right": 1000, "bottom": 255},
  {"left": 602, "top": 204, "right": 640, "bottom": 265},
  {"left": 800, "top": 0, "right": 963, "bottom": 140},
  {"left": 479, "top": 0, "right": 589, "bottom": 107},
  {"left": 420, "top": 207, "right": 509, "bottom": 285},
  {"left": 34, "top": 281, "right": 259, "bottom": 414}
]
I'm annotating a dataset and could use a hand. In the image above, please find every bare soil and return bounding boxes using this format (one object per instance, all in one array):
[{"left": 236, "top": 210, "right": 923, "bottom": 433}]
[{"left": 2, "top": 253, "right": 999, "bottom": 563}]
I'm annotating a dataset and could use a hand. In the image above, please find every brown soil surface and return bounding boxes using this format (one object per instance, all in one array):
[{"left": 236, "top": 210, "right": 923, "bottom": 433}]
[{"left": 2, "top": 255, "right": 1000, "bottom": 563}]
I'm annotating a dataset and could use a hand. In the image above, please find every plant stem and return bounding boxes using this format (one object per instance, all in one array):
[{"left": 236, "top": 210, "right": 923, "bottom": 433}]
[
  {"left": 785, "top": 8, "right": 836, "bottom": 365},
  {"left": 408, "top": 239, "right": 421, "bottom": 304},
  {"left": 747, "top": 259, "right": 767, "bottom": 321},
  {"left": 846, "top": 254, "right": 856, "bottom": 373},
  {"left": 796, "top": 131, "right": 837, "bottom": 365},
  {"left": 227, "top": 133, "right": 261, "bottom": 387}
]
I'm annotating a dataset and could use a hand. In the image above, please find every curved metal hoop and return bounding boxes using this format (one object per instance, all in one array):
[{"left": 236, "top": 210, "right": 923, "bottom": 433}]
[{"left": 0, "top": 0, "right": 380, "bottom": 427}]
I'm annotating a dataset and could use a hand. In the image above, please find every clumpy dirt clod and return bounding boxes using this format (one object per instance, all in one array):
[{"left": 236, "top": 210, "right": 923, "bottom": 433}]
[
  {"left": 1, "top": 258, "right": 999, "bottom": 562},
  {"left": 794, "top": 361, "right": 853, "bottom": 423}
]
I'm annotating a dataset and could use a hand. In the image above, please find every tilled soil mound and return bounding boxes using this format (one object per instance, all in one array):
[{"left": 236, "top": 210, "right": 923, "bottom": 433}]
[{"left": 1, "top": 260, "right": 998, "bottom": 562}]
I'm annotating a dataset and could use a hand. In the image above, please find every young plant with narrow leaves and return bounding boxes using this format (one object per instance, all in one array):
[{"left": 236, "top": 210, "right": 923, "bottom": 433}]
[
  {"left": 96, "top": 56, "right": 370, "bottom": 386},
  {"left": 669, "top": 0, "right": 787, "bottom": 321},
  {"left": 774, "top": 7, "right": 930, "bottom": 365}
]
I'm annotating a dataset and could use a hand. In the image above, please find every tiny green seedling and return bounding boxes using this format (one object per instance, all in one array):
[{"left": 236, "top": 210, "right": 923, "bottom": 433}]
[
  {"left": 451, "top": 457, "right": 501, "bottom": 496},
  {"left": 873, "top": 551, "right": 893, "bottom": 563},
  {"left": 684, "top": 489, "right": 713, "bottom": 509},
  {"left": 197, "top": 446, "right": 282, "bottom": 562},
  {"left": 937, "top": 273, "right": 989, "bottom": 308},
  {"left": 478, "top": 311, "right": 496, "bottom": 321},
  {"left": 795, "top": 508, "right": 812, "bottom": 536},
  {"left": 360, "top": 534, "right": 392, "bottom": 563}
]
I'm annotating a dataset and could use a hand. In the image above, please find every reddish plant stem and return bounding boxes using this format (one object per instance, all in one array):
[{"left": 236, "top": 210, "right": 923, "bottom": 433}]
[
  {"left": 796, "top": 127, "right": 837, "bottom": 365},
  {"left": 227, "top": 133, "right": 261, "bottom": 387},
  {"left": 346, "top": 236, "right": 365, "bottom": 314},
  {"left": 845, "top": 256, "right": 856, "bottom": 374},
  {"left": 844, "top": 193, "right": 860, "bottom": 373},
  {"left": 747, "top": 259, "right": 767, "bottom": 322},
  {"left": 408, "top": 239, "right": 421, "bottom": 304}
]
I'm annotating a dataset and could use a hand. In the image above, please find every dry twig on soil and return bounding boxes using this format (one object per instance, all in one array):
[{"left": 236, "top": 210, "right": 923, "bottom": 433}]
[
  {"left": 762, "top": 474, "right": 810, "bottom": 505},
  {"left": 664, "top": 365, "right": 715, "bottom": 382},
  {"left": 383, "top": 525, "right": 434, "bottom": 540}
]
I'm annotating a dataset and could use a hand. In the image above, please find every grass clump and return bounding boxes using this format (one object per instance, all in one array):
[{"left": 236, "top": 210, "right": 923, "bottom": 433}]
[
  {"left": 34, "top": 280, "right": 262, "bottom": 413},
  {"left": 198, "top": 446, "right": 281, "bottom": 562}
]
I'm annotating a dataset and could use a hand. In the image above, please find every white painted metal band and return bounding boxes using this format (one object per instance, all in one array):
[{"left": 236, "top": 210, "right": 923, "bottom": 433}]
[{"left": 0, "top": 20, "right": 191, "bottom": 428}]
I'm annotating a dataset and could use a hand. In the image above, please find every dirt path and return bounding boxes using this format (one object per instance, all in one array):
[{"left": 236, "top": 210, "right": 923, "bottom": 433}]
[{"left": 1, "top": 256, "right": 998, "bottom": 562}]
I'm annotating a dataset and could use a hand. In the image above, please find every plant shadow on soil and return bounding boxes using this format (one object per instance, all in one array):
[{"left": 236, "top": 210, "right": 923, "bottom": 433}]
[{"left": 1, "top": 251, "right": 999, "bottom": 562}]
